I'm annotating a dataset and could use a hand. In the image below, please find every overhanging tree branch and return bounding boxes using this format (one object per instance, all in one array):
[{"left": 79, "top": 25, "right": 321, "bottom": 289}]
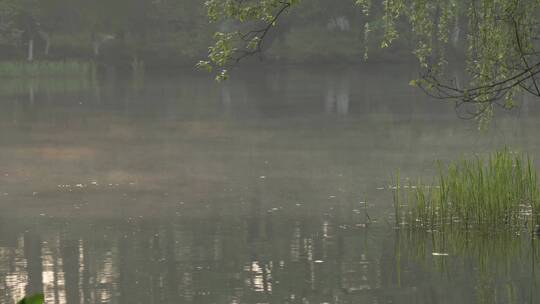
[{"left": 201, "top": 0, "right": 540, "bottom": 125}]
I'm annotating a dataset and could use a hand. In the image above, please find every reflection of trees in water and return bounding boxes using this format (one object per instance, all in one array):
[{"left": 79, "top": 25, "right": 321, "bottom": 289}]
[
  {"left": 325, "top": 74, "right": 349, "bottom": 115},
  {"left": 24, "top": 231, "right": 42, "bottom": 297},
  {"left": 397, "top": 228, "right": 540, "bottom": 304},
  {"left": 3, "top": 67, "right": 539, "bottom": 130},
  {"left": 0, "top": 214, "right": 388, "bottom": 304},
  {"left": 0, "top": 235, "right": 29, "bottom": 303},
  {"left": 2, "top": 216, "right": 540, "bottom": 303}
]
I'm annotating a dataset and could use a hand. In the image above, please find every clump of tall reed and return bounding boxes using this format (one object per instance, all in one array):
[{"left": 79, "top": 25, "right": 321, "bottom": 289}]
[
  {"left": 0, "top": 60, "right": 96, "bottom": 78},
  {"left": 394, "top": 150, "right": 540, "bottom": 230}
]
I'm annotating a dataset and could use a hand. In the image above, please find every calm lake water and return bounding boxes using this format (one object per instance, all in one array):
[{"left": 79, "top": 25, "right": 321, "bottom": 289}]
[{"left": 1, "top": 64, "right": 540, "bottom": 304}]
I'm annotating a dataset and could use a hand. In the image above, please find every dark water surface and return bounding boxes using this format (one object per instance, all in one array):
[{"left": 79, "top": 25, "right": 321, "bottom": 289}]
[{"left": 1, "top": 65, "right": 540, "bottom": 303}]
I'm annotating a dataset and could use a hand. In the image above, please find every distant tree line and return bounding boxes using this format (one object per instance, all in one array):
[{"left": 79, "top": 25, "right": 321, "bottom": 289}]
[
  {"left": 0, "top": 0, "right": 418, "bottom": 69},
  {"left": 0, "top": 0, "right": 213, "bottom": 67}
]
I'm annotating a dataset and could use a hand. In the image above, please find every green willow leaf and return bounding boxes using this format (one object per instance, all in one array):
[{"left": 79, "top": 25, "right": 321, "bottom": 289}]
[{"left": 17, "top": 293, "right": 44, "bottom": 304}]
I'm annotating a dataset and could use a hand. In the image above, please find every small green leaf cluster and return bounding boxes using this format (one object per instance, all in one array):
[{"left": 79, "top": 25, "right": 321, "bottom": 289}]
[{"left": 199, "top": 0, "right": 301, "bottom": 80}]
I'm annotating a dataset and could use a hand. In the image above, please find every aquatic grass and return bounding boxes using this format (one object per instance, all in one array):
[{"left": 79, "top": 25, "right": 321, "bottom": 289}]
[
  {"left": 0, "top": 61, "right": 96, "bottom": 78},
  {"left": 395, "top": 150, "right": 540, "bottom": 230}
]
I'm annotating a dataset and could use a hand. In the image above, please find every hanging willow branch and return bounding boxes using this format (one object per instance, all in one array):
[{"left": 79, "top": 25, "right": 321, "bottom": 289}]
[
  {"left": 198, "top": 0, "right": 540, "bottom": 124},
  {"left": 197, "top": 0, "right": 298, "bottom": 81}
]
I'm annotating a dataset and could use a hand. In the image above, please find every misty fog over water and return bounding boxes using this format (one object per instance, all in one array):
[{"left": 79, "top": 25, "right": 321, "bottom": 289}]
[{"left": 1, "top": 64, "right": 540, "bottom": 303}]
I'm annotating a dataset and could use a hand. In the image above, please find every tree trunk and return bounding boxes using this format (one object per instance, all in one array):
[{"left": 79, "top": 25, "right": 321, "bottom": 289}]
[
  {"left": 93, "top": 41, "right": 100, "bottom": 57},
  {"left": 44, "top": 40, "right": 50, "bottom": 56},
  {"left": 41, "top": 32, "right": 51, "bottom": 56},
  {"left": 452, "top": 14, "right": 460, "bottom": 48},
  {"left": 27, "top": 38, "right": 34, "bottom": 61},
  {"left": 29, "top": 85, "right": 35, "bottom": 105}
]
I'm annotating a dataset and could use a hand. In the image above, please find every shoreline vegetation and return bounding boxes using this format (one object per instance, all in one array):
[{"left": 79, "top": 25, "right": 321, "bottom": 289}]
[
  {"left": 0, "top": 60, "right": 96, "bottom": 78},
  {"left": 394, "top": 149, "right": 540, "bottom": 231}
]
